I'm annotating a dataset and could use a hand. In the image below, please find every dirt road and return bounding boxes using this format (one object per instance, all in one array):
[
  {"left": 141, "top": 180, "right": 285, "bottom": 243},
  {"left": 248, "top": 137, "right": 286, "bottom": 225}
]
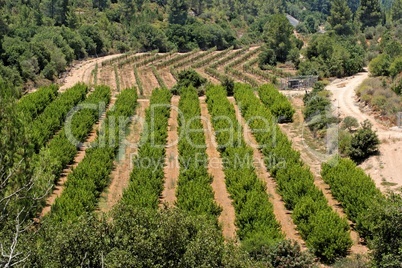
[
  {"left": 59, "top": 54, "right": 122, "bottom": 91},
  {"left": 327, "top": 72, "right": 402, "bottom": 191}
]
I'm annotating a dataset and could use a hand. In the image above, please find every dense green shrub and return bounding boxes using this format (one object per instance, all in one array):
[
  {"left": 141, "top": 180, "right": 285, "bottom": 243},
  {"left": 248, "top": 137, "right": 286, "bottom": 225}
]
[
  {"left": 258, "top": 84, "right": 295, "bottom": 123},
  {"left": 17, "top": 85, "right": 58, "bottom": 122},
  {"left": 322, "top": 156, "right": 384, "bottom": 239}
]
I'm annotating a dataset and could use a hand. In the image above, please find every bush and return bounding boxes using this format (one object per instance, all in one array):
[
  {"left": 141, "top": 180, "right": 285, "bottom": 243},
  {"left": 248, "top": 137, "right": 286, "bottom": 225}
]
[
  {"left": 369, "top": 54, "right": 391, "bottom": 76},
  {"left": 341, "top": 116, "right": 359, "bottom": 131},
  {"left": 349, "top": 120, "right": 380, "bottom": 162},
  {"left": 172, "top": 69, "right": 207, "bottom": 95},
  {"left": 389, "top": 56, "right": 402, "bottom": 78},
  {"left": 258, "top": 84, "right": 295, "bottom": 123},
  {"left": 222, "top": 77, "right": 234, "bottom": 96}
]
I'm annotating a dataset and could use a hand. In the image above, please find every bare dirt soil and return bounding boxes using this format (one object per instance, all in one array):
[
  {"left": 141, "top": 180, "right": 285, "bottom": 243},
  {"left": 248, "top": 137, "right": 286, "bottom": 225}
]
[
  {"left": 200, "top": 96, "right": 237, "bottom": 241},
  {"left": 59, "top": 54, "right": 122, "bottom": 91},
  {"left": 120, "top": 65, "right": 136, "bottom": 90},
  {"left": 40, "top": 96, "right": 117, "bottom": 217},
  {"left": 229, "top": 97, "right": 306, "bottom": 248},
  {"left": 159, "top": 70, "right": 177, "bottom": 89},
  {"left": 327, "top": 72, "right": 402, "bottom": 192},
  {"left": 138, "top": 67, "right": 160, "bottom": 97},
  {"left": 161, "top": 96, "right": 180, "bottom": 207}
]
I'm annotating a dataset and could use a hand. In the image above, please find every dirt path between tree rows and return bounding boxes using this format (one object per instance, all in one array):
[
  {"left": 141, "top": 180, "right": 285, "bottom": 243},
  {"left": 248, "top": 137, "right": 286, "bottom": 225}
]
[
  {"left": 229, "top": 97, "right": 306, "bottom": 248},
  {"left": 40, "top": 95, "right": 117, "bottom": 218},
  {"left": 159, "top": 69, "right": 177, "bottom": 89},
  {"left": 199, "top": 96, "right": 237, "bottom": 241},
  {"left": 327, "top": 72, "right": 402, "bottom": 191},
  {"left": 279, "top": 97, "right": 368, "bottom": 255},
  {"left": 99, "top": 99, "right": 150, "bottom": 212},
  {"left": 160, "top": 96, "right": 181, "bottom": 207},
  {"left": 139, "top": 67, "right": 160, "bottom": 97}
]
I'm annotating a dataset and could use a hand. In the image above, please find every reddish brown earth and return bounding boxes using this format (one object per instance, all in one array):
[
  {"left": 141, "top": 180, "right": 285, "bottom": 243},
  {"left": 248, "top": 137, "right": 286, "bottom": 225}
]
[
  {"left": 161, "top": 96, "right": 180, "bottom": 207},
  {"left": 138, "top": 67, "right": 160, "bottom": 97},
  {"left": 199, "top": 96, "right": 237, "bottom": 241},
  {"left": 159, "top": 70, "right": 177, "bottom": 89}
]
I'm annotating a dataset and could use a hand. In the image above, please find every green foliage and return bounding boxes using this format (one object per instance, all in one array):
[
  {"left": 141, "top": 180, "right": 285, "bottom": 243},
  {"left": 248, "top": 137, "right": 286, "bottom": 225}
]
[
  {"left": 369, "top": 54, "right": 391, "bottom": 76},
  {"left": 300, "top": 34, "right": 365, "bottom": 78},
  {"left": 234, "top": 84, "right": 352, "bottom": 262},
  {"left": 48, "top": 88, "right": 138, "bottom": 223},
  {"left": 389, "top": 56, "right": 402, "bottom": 78},
  {"left": 176, "top": 87, "right": 221, "bottom": 219},
  {"left": 30, "top": 85, "right": 111, "bottom": 216},
  {"left": 263, "top": 14, "right": 294, "bottom": 63},
  {"left": 29, "top": 83, "right": 88, "bottom": 152},
  {"left": 258, "top": 84, "right": 295, "bottom": 123},
  {"left": 168, "top": 0, "right": 188, "bottom": 25},
  {"left": 368, "top": 193, "right": 402, "bottom": 268},
  {"left": 27, "top": 208, "right": 246, "bottom": 267},
  {"left": 122, "top": 88, "right": 171, "bottom": 209},
  {"left": 17, "top": 85, "right": 59, "bottom": 122},
  {"left": 322, "top": 156, "right": 384, "bottom": 239},
  {"left": 349, "top": 120, "right": 380, "bottom": 162},
  {"left": 222, "top": 77, "right": 235, "bottom": 96},
  {"left": 341, "top": 116, "right": 359, "bottom": 131},
  {"left": 357, "top": 0, "right": 382, "bottom": 29},
  {"left": 173, "top": 69, "right": 207, "bottom": 95},
  {"left": 250, "top": 240, "right": 315, "bottom": 267},
  {"left": 206, "top": 85, "right": 284, "bottom": 253},
  {"left": 327, "top": 0, "right": 354, "bottom": 35}
]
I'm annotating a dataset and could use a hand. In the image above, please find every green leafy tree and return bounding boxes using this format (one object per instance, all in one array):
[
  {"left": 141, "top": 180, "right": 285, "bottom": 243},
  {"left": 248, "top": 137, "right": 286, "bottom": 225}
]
[
  {"left": 368, "top": 193, "right": 402, "bottom": 268},
  {"left": 369, "top": 54, "right": 391, "bottom": 76},
  {"left": 263, "top": 14, "right": 294, "bottom": 63},
  {"left": 391, "top": 0, "right": 402, "bottom": 21},
  {"left": 357, "top": 0, "right": 382, "bottom": 29},
  {"left": 349, "top": 120, "right": 380, "bottom": 162},
  {"left": 168, "top": 0, "right": 188, "bottom": 25},
  {"left": 341, "top": 116, "right": 359, "bottom": 131},
  {"left": 328, "top": 0, "right": 354, "bottom": 35}
]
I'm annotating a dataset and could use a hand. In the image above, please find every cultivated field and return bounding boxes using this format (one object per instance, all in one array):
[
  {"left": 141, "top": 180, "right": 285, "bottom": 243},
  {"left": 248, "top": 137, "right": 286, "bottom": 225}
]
[{"left": 25, "top": 47, "right": 401, "bottom": 263}]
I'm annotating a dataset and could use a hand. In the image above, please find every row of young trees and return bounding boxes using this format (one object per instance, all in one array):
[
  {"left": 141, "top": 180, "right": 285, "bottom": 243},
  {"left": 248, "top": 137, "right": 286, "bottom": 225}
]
[
  {"left": 205, "top": 85, "right": 285, "bottom": 254},
  {"left": 29, "top": 83, "right": 89, "bottom": 152},
  {"left": 191, "top": 47, "right": 233, "bottom": 68},
  {"left": 176, "top": 87, "right": 221, "bottom": 220},
  {"left": 233, "top": 83, "right": 352, "bottom": 263},
  {"left": 321, "top": 157, "right": 384, "bottom": 239},
  {"left": 30, "top": 85, "right": 111, "bottom": 218},
  {"left": 48, "top": 88, "right": 138, "bottom": 223},
  {"left": 173, "top": 47, "right": 216, "bottom": 69},
  {"left": 258, "top": 84, "right": 295, "bottom": 123},
  {"left": 121, "top": 88, "right": 172, "bottom": 209},
  {"left": 16, "top": 85, "right": 59, "bottom": 122}
]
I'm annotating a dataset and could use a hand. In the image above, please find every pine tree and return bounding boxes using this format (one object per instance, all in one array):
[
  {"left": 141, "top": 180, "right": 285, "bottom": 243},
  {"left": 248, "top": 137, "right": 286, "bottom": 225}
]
[
  {"left": 328, "top": 0, "right": 354, "bottom": 35},
  {"left": 391, "top": 0, "right": 402, "bottom": 22},
  {"left": 357, "top": 0, "right": 382, "bottom": 29},
  {"left": 168, "top": 0, "right": 188, "bottom": 25}
]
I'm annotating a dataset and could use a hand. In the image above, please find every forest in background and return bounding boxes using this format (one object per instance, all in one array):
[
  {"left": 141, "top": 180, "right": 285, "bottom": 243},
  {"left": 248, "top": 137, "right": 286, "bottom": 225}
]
[{"left": 2, "top": 0, "right": 402, "bottom": 91}]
